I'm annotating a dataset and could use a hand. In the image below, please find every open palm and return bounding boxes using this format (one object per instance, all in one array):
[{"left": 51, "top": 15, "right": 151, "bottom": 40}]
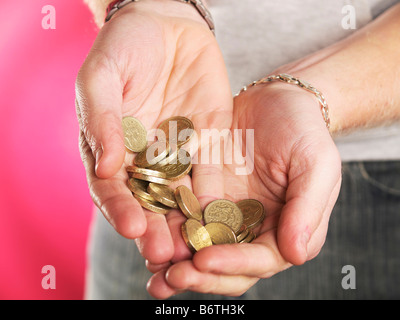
[
  {"left": 76, "top": 1, "right": 232, "bottom": 262},
  {"left": 146, "top": 82, "right": 342, "bottom": 298}
]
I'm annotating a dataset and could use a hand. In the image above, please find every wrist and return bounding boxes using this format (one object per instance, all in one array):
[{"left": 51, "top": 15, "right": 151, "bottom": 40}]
[
  {"left": 279, "top": 68, "right": 343, "bottom": 136},
  {"left": 105, "top": 0, "right": 212, "bottom": 32},
  {"left": 237, "top": 73, "right": 332, "bottom": 134},
  {"left": 268, "top": 60, "right": 342, "bottom": 135}
]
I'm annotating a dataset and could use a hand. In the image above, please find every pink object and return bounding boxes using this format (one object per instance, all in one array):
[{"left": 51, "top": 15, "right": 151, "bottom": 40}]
[{"left": 0, "top": 0, "right": 97, "bottom": 299}]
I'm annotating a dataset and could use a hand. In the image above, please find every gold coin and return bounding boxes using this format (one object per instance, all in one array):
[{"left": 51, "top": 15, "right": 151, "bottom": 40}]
[
  {"left": 236, "top": 199, "right": 265, "bottom": 229},
  {"left": 238, "top": 229, "right": 256, "bottom": 243},
  {"left": 154, "top": 145, "right": 179, "bottom": 167},
  {"left": 122, "top": 116, "right": 147, "bottom": 152},
  {"left": 134, "top": 141, "right": 169, "bottom": 168},
  {"left": 236, "top": 224, "right": 249, "bottom": 242},
  {"left": 151, "top": 149, "right": 192, "bottom": 181},
  {"left": 147, "top": 183, "right": 178, "bottom": 209},
  {"left": 181, "top": 219, "right": 212, "bottom": 252},
  {"left": 157, "top": 116, "right": 194, "bottom": 148},
  {"left": 127, "top": 178, "right": 155, "bottom": 202},
  {"left": 203, "top": 199, "right": 243, "bottom": 233},
  {"left": 235, "top": 223, "right": 246, "bottom": 235},
  {"left": 205, "top": 222, "right": 237, "bottom": 245},
  {"left": 174, "top": 185, "right": 203, "bottom": 221},
  {"left": 133, "top": 194, "right": 171, "bottom": 215},
  {"left": 132, "top": 172, "right": 171, "bottom": 185},
  {"left": 126, "top": 166, "right": 167, "bottom": 179}
]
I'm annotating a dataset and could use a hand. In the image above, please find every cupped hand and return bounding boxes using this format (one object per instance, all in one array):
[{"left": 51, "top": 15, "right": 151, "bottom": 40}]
[
  {"left": 75, "top": 0, "right": 232, "bottom": 263},
  {"left": 146, "top": 82, "right": 342, "bottom": 298}
]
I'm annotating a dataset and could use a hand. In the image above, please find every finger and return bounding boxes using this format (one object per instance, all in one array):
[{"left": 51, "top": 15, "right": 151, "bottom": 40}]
[
  {"left": 75, "top": 54, "right": 125, "bottom": 179},
  {"left": 277, "top": 141, "right": 342, "bottom": 265},
  {"left": 305, "top": 177, "right": 342, "bottom": 260},
  {"left": 79, "top": 130, "right": 147, "bottom": 239},
  {"left": 192, "top": 229, "right": 292, "bottom": 278},
  {"left": 166, "top": 176, "right": 198, "bottom": 263},
  {"left": 135, "top": 210, "right": 175, "bottom": 264},
  {"left": 191, "top": 138, "right": 226, "bottom": 207},
  {"left": 136, "top": 177, "right": 193, "bottom": 266},
  {"left": 166, "top": 209, "right": 193, "bottom": 263},
  {"left": 164, "top": 260, "right": 259, "bottom": 296},
  {"left": 146, "top": 260, "right": 171, "bottom": 274},
  {"left": 147, "top": 269, "right": 180, "bottom": 299},
  {"left": 140, "top": 209, "right": 190, "bottom": 274}
]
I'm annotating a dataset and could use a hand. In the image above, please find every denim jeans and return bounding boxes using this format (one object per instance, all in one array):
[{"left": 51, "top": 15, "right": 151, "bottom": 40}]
[{"left": 85, "top": 161, "right": 400, "bottom": 299}]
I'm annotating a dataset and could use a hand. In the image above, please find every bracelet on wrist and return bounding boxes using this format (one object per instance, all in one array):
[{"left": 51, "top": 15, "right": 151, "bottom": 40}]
[
  {"left": 236, "top": 73, "right": 331, "bottom": 131},
  {"left": 105, "top": 0, "right": 215, "bottom": 34}
]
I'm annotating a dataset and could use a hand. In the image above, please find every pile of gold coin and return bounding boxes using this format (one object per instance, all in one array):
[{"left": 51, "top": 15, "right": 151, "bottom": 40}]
[
  {"left": 181, "top": 197, "right": 265, "bottom": 252},
  {"left": 122, "top": 115, "right": 265, "bottom": 252}
]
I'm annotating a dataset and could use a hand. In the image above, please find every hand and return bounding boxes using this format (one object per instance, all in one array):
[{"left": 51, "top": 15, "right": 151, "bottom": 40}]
[
  {"left": 146, "top": 82, "right": 342, "bottom": 298},
  {"left": 75, "top": 0, "right": 233, "bottom": 264}
]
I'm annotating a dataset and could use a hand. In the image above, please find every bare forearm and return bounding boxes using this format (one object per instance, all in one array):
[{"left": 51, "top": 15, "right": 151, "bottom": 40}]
[{"left": 279, "top": 3, "right": 400, "bottom": 135}]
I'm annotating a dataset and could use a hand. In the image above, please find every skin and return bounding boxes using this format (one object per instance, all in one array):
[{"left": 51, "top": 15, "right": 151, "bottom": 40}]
[
  {"left": 146, "top": 84, "right": 342, "bottom": 298},
  {"left": 76, "top": 0, "right": 232, "bottom": 247},
  {"left": 77, "top": 0, "right": 400, "bottom": 299}
]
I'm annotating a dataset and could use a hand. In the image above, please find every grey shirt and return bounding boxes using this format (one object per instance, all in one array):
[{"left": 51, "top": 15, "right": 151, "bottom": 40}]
[{"left": 208, "top": 0, "right": 400, "bottom": 161}]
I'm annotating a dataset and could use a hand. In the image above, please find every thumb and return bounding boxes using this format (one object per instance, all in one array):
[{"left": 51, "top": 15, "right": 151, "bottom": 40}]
[
  {"left": 277, "top": 142, "right": 342, "bottom": 265},
  {"left": 75, "top": 56, "right": 125, "bottom": 179}
]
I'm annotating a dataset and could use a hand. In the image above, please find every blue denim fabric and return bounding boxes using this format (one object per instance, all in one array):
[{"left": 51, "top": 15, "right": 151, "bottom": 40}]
[{"left": 85, "top": 161, "right": 400, "bottom": 299}]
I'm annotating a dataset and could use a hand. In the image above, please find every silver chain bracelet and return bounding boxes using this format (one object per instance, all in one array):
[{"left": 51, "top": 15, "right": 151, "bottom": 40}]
[
  {"left": 237, "top": 73, "right": 331, "bottom": 130},
  {"left": 105, "top": 0, "right": 215, "bottom": 34}
]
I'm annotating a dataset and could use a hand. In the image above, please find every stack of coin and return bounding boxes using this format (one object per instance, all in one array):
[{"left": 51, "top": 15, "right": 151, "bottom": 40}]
[
  {"left": 122, "top": 115, "right": 265, "bottom": 252},
  {"left": 181, "top": 198, "right": 265, "bottom": 252},
  {"left": 123, "top": 116, "right": 194, "bottom": 215}
]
